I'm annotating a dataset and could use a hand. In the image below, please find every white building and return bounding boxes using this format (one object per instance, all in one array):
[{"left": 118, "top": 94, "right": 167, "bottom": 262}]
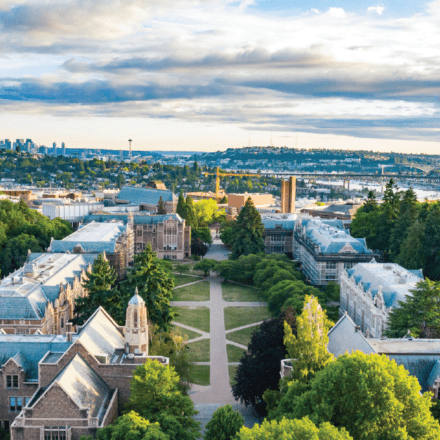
[
  {"left": 42, "top": 202, "right": 104, "bottom": 221},
  {"left": 339, "top": 262, "right": 423, "bottom": 338}
]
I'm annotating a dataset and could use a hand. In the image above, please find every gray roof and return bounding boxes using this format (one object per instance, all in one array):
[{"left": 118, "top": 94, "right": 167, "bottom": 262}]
[
  {"left": 428, "top": 360, "right": 440, "bottom": 388},
  {"left": 117, "top": 186, "right": 177, "bottom": 205},
  {"left": 129, "top": 293, "right": 144, "bottom": 306},
  {"left": 262, "top": 219, "right": 296, "bottom": 230},
  {"left": 84, "top": 213, "right": 183, "bottom": 225},
  {"left": 54, "top": 354, "right": 111, "bottom": 418}
]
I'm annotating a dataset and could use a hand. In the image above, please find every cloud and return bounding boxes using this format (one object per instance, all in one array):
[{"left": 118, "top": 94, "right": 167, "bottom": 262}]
[{"left": 367, "top": 6, "right": 385, "bottom": 15}]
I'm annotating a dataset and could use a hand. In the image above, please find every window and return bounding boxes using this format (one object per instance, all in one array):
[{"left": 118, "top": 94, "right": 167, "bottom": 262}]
[
  {"left": 60, "top": 318, "right": 64, "bottom": 328},
  {"left": 10, "top": 397, "right": 22, "bottom": 412},
  {"left": 6, "top": 375, "right": 18, "bottom": 389},
  {"left": 3, "top": 421, "right": 9, "bottom": 432},
  {"left": 344, "top": 262, "right": 354, "bottom": 270},
  {"left": 44, "top": 428, "right": 67, "bottom": 440},
  {"left": 25, "top": 397, "right": 31, "bottom": 407},
  {"left": 134, "top": 311, "right": 138, "bottom": 328},
  {"left": 137, "top": 228, "right": 142, "bottom": 237},
  {"left": 326, "top": 261, "right": 337, "bottom": 269}
]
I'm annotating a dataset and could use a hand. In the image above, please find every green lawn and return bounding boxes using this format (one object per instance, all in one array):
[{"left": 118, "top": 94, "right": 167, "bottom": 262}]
[
  {"left": 172, "top": 325, "right": 202, "bottom": 341},
  {"left": 229, "top": 365, "right": 238, "bottom": 387},
  {"left": 226, "top": 325, "right": 260, "bottom": 347},
  {"left": 172, "top": 281, "right": 210, "bottom": 301},
  {"left": 222, "top": 281, "right": 261, "bottom": 302},
  {"left": 187, "top": 339, "right": 210, "bottom": 362},
  {"left": 227, "top": 344, "right": 245, "bottom": 362},
  {"left": 173, "top": 274, "right": 203, "bottom": 287},
  {"left": 224, "top": 307, "right": 270, "bottom": 331},
  {"left": 173, "top": 306, "right": 210, "bottom": 333},
  {"left": 191, "top": 365, "right": 210, "bottom": 386}
]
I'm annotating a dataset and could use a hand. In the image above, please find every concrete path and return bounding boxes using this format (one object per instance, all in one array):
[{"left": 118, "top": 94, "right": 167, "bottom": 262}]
[
  {"left": 173, "top": 279, "right": 206, "bottom": 289},
  {"left": 204, "top": 238, "right": 230, "bottom": 261}
]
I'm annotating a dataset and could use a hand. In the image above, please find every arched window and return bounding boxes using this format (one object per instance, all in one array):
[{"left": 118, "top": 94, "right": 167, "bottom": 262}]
[{"left": 134, "top": 311, "right": 138, "bottom": 328}]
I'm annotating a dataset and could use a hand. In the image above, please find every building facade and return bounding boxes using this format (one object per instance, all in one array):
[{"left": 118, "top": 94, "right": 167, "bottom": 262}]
[
  {"left": 49, "top": 220, "right": 134, "bottom": 279},
  {"left": 293, "top": 217, "right": 379, "bottom": 286},
  {"left": 340, "top": 262, "right": 423, "bottom": 338},
  {"left": 261, "top": 216, "right": 296, "bottom": 256},
  {"left": 116, "top": 186, "right": 177, "bottom": 214},
  {"left": 84, "top": 213, "right": 191, "bottom": 260},
  {"left": 3, "top": 298, "right": 168, "bottom": 440},
  {"left": 0, "top": 253, "right": 94, "bottom": 336}
]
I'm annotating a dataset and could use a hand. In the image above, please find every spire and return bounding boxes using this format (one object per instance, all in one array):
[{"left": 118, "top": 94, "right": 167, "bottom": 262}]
[{"left": 125, "top": 286, "right": 148, "bottom": 355}]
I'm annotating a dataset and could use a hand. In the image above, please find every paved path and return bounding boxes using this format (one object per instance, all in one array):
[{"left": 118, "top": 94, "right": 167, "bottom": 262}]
[
  {"left": 204, "top": 238, "right": 230, "bottom": 261},
  {"left": 173, "top": 279, "right": 206, "bottom": 289}
]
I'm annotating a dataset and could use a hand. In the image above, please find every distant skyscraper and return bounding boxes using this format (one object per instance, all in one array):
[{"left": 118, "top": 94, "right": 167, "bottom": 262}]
[
  {"left": 53, "top": 142, "right": 57, "bottom": 155},
  {"left": 281, "top": 176, "right": 296, "bottom": 213},
  {"left": 120, "top": 150, "right": 124, "bottom": 160},
  {"left": 61, "top": 142, "right": 66, "bottom": 156}
]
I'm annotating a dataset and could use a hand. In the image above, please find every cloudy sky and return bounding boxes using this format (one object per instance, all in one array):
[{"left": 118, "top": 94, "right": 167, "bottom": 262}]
[{"left": 1, "top": 0, "right": 440, "bottom": 153}]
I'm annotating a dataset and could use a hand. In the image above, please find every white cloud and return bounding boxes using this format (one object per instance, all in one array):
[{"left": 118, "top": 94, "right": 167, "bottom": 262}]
[{"left": 367, "top": 6, "right": 385, "bottom": 15}]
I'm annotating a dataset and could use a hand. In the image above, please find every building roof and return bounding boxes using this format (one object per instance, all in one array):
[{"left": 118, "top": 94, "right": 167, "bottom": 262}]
[
  {"left": 84, "top": 213, "right": 183, "bottom": 225},
  {"left": 129, "top": 292, "right": 144, "bottom": 306},
  {"left": 346, "top": 262, "right": 423, "bottom": 308},
  {"left": 262, "top": 219, "right": 296, "bottom": 230},
  {"left": 0, "top": 253, "right": 95, "bottom": 321},
  {"left": 51, "top": 221, "right": 126, "bottom": 254},
  {"left": 117, "top": 186, "right": 177, "bottom": 205}
]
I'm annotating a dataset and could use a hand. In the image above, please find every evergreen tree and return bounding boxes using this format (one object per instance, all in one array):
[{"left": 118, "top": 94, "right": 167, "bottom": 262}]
[
  {"left": 120, "top": 243, "right": 175, "bottom": 331},
  {"left": 396, "top": 220, "right": 426, "bottom": 270},
  {"left": 231, "top": 198, "right": 265, "bottom": 259},
  {"left": 422, "top": 204, "right": 440, "bottom": 280},
  {"left": 157, "top": 196, "right": 166, "bottom": 214},
  {"left": 176, "top": 193, "right": 186, "bottom": 218},
  {"left": 74, "top": 253, "right": 118, "bottom": 325},
  {"left": 362, "top": 190, "right": 378, "bottom": 213},
  {"left": 185, "top": 196, "right": 197, "bottom": 228}
]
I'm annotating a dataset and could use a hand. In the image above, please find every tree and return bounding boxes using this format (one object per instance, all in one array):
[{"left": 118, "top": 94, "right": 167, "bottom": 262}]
[
  {"left": 235, "top": 417, "right": 353, "bottom": 440},
  {"left": 275, "top": 352, "right": 440, "bottom": 440},
  {"left": 74, "top": 253, "right": 118, "bottom": 325},
  {"left": 120, "top": 243, "right": 175, "bottom": 331},
  {"left": 176, "top": 193, "right": 186, "bottom": 219},
  {"left": 396, "top": 220, "right": 426, "bottom": 270},
  {"left": 158, "top": 196, "right": 166, "bottom": 214},
  {"left": 127, "top": 359, "right": 200, "bottom": 440},
  {"left": 1, "top": 233, "right": 42, "bottom": 276},
  {"left": 231, "top": 198, "right": 265, "bottom": 259},
  {"left": 117, "top": 173, "right": 125, "bottom": 189},
  {"left": 185, "top": 196, "right": 197, "bottom": 228},
  {"left": 204, "top": 405, "right": 244, "bottom": 440},
  {"left": 219, "top": 195, "right": 228, "bottom": 204},
  {"left": 363, "top": 190, "right": 378, "bottom": 213},
  {"left": 386, "top": 278, "right": 440, "bottom": 338},
  {"left": 194, "top": 259, "right": 216, "bottom": 276},
  {"left": 232, "top": 308, "right": 296, "bottom": 415},
  {"left": 283, "top": 295, "right": 333, "bottom": 381},
  {"left": 95, "top": 411, "right": 169, "bottom": 440},
  {"left": 192, "top": 226, "right": 213, "bottom": 245},
  {"left": 191, "top": 237, "right": 208, "bottom": 258}
]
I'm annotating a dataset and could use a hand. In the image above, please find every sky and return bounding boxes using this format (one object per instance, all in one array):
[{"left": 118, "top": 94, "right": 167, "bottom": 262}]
[{"left": 0, "top": 0, "right": 440, "bottom": 154}]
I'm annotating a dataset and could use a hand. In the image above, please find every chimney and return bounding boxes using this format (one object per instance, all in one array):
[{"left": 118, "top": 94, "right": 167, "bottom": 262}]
[{"left": 66, "top": 322, "right": 73, "bottom": 342}]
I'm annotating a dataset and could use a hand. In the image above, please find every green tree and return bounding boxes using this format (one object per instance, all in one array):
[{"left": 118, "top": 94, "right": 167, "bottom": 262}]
[
  {"left": 117, "top": 173, "right": 125, "bottom": 189},
  {"left": 127, "top": 359, "right": 200, "bottom": 440},
  {"left": 204, "top": 405, "right": 244, "bottom": 440},
  {"left": 185, "top": 196, "right": 197, "bottom": 228},
  {"left": 363, "top": 190, "right": 378, "bottom": 213},
  {"left": 396, "top": 220, "right": 426, "bottom": 270},
  {"left": 235, "top": 417, "right": 353, "bottom": 440},
  {"left": 191, "top": 237, "right": 208, "bottom": 258},
  {"left": 176, "top": 193, "right": 186, "bottom": 219},
  {"left": 158, "top": 196, "right": 166, "bottom": 215},
  {"left": 387, "top": 278, "right": 440, "bottom": 338},
  {"left": 74, "top": 253, "right": 118, "bottom": 325},
  {"left": 193, "top": 259, "right": 216, "bottom": 276},
  {"left": 120, "top": 243, "right": 175, "bottom": 331},
  {"left": 192, "top": 226, "right": 213, "bottom": 245},
  {"left": 193, "top": 199, "right": 225, "bottom": 226},
  {"left": 219, "top": 195, "right": 228, "bottom": 204},
  {"left": 275, "top": 352, "right": 440, "bottom": 440},
  {"left": 1, "top": 233, "right": 42, "bottom": 276},
  {"left": 231, "top": 198, "right": 265, "bottom": 259},
  {"left": 96, "top": 411, "right": 169, "bottom": 440}
]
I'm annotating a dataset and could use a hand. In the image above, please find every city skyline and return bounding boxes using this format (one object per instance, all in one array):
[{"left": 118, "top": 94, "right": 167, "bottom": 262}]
[{"left": 1, "top": 0, "right": 440, "bottom": 153}]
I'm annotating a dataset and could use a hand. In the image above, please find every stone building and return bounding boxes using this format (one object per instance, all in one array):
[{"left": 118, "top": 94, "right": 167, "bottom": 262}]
[
  {"left": 340, "top": 262, "right": 423, "bottom": 338},
  {"left": 49, "top": 220, "right": 134, "bottom": 279},
  {"left": 83, "top": 213, "right": 191, "bottom": 260},
  {"left": 3, "top": 294, "right": 168, "bottom": 440},
  {"left": 116, "top": 186, "right": 177, "bottom": 214},
  {"left": 0, "top": 253, "right": 94, "bottom": 336},
  {"left": 301, "top": 202, "right": 362, "bottom": 221},
  {"left": 261, "top": 216, "right": 296, "bottom": 256},
  {"left": 293, "top": 217, "right": 379, "bottom": 286}
]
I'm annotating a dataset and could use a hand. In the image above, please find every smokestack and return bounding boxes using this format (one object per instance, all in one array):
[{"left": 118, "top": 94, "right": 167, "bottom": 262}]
[{"left": 128, "top": 139, "right": 132, "bottom": 160}]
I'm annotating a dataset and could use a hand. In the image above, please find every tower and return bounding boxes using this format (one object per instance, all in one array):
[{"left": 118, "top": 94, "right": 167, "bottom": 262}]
[
  {"left": 125, "top": 287, "right": 148, "bottom": 355},
  {"left": 128, "top": 139, "right": 132, "bottom": 160},
  {"left": 281, "top": 176, "right": 296, "bottom": 213}
]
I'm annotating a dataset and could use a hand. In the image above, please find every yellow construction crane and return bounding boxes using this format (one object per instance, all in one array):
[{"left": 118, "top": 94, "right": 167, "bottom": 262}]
[{"left": 203, "top": 166, "right": 260, "bottom": 198}]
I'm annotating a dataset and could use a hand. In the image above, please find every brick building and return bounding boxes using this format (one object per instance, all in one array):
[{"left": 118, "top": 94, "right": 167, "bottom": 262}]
[
  {"left": 0, "top": 253, "right": 94, "bottom": 336},
  {"left": 2, "top": 293, "right": 168, "bottom": 440},
  {"left": 49, "top": 220, "right": 134, "bottom": 279},
  {"left": 84, "top": 213, "right": 191, "bottom": 260}
]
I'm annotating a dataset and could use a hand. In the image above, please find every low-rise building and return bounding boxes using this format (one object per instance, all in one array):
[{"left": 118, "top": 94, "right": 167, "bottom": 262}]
[
  {"left": 340, "top": 262, "right": 423, "bottom": 337},
  {"left": 49, "top": 220, "right": 134, "bottom": 279},
  {"left": 116, "top": 186, "right": 177, "bottom": 213},
  {"left": 293, "top": 217, "right": 379, "bottom": 285},
  {"left": 261, "top": 215, "right": 296, "bottom": 256},
  {"left": 301, "top": 202, "right": 362, "bottom": 220},
  {"left": 0, "top": 253, "right": 94, "bottom": 335}
]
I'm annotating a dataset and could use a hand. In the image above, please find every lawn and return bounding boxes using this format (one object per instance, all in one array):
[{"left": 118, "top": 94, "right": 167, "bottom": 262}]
[
  {"left": 173, "top": 306, "right": 210, "bottom": 333},
  {"left": 173, "top": 274, "right": 203, "bottom": 287},
  {"left": 224, "top": 307, "right": 271, "bottom": 331},
  {"left": 226, "top": 325, "right": 260, "bottom": 347},
  {"left": 229, "top": 365, "right": 238, "bottom": 387},
  {"left": 227, "top": 344, "right": 245, "bottom": 363},
  {"left": 222, "top": 281, "right": 261, "bottom": 302},
  {"left": 187, "top": 339, "right": 210, "bottom": 362},
  {"left": 191, "top": 365, "right": 210, "bottom": 386},
  {"left": 172, "top": 325, "right": 202, "bottom": 341},
  {"left": 172, "top": 281, "right": 210, "bottom": 301}
]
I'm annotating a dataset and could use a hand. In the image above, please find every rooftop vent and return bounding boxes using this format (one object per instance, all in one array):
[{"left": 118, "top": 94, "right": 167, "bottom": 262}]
[{"left": 384, "top": 264, "right": 393, "bottom": 270}]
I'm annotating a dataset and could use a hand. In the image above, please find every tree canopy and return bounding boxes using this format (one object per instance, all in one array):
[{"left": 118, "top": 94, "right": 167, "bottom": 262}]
[{"left": 204, "top": 405, "right": 244, "bottom": 440}]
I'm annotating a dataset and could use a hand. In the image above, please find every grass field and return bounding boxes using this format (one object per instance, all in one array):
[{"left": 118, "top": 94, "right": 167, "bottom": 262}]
[
  {"left": 172, "top": 281, "right": 210, "bottom": 301},
  {"left": 172, "top": 325, "right": 202, "bottom": 341},
  {"left": 187, "top": 339, "right": 210, "bottom": 362},
  {"left": 191, "top": 365, "right": 210, "bottom": 386},
  {"left": 224, "top": 307, "right": 270, "bottom": 331},
  {"left": 222, "top": 281, "right": 261, "bottom": 302},
  {"left": 226, "top": 325, "right": 260, "bottom": 347},
  {"left": 227, "top": 344, "right": 245, "bottom": 362},
  {"left": 173, "top": 306, "right": 210, "bottom": 333},
  {"left": 229, "top": 365, "right": 238, "bottom": 386},
  {"left": 173, "top": 274, "right": 203, "bottom": 287}
]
